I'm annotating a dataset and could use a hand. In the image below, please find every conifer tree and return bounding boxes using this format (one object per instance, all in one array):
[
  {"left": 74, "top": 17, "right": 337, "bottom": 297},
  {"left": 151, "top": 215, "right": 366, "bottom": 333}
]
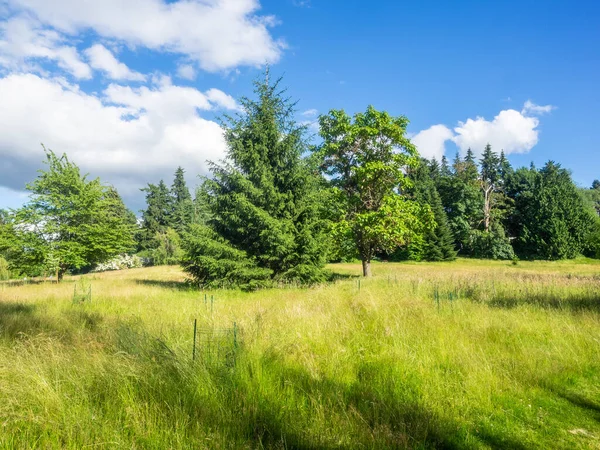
[
  {"left": 515, "top": 161, "right": 595, "bottom": 259},
  {"left": 182, "top": 72, "right": 327, "bottom": 289},
  {"left": 139, "top": 180, "right": 172, "bottom": 250},
  {"left": 170, "top": 167, "right": 193, "bottom": 232},
  {"left": 410, "top": 160, "right": 456, "bottom": 261}
]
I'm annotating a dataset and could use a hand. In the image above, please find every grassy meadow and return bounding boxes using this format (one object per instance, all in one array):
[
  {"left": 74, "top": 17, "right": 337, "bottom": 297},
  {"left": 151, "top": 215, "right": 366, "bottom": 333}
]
[{"left": 1, "top": 259, "right": 600, "bottom": 449}]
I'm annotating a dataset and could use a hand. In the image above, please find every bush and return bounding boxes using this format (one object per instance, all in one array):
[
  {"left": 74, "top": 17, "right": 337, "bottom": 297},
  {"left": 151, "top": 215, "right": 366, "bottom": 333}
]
[
  {"left": 466, "top": 226, "right": 515, "bottom": 260},
  {"left": 138, "top": 228, "right": 183, "bottom": 266},
  {"left": 0, "top": 256, "right": 11, "bottom": 280},
  {"left": 92, "top": 254, "right": 143, "bottom": 272}
]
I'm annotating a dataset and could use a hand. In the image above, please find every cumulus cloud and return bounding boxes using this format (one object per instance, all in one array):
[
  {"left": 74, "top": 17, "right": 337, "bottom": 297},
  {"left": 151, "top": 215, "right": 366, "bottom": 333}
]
[
  {"left": 0, "top": 73, "right": 237, "bottom": 208},
  {"left": 84, "top": 44, "right": 145, "bottom": 81},
  {"left": 413, "top": 101, "right": 555, "bottom": 160},
  {"left": 5, "top": 0, "right": 285, "bottom": 72},
  {"left": 0, "top": 15, "right": 91, "bottom": 78},
  {"left": 453, "top": 109, "right": 540, "bottom": 155},
  {"left": 411, "top": 124, "right": 454, "bottom": 160}
]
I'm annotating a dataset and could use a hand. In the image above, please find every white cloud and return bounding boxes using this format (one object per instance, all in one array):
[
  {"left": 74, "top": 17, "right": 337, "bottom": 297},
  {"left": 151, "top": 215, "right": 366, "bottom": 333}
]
[
  {"left": 84, "top": 44, "right": 145, "bottom": 81},
  {"left": 205, "top": 88, "right": 239, "bottom": 111},
  {"left": 0, "top": 73, "right": 234, "bottom": 207},
  {"left": 6, "top": 0, "right": 285, "bottom": 72},
  {"left": 411, "top": 124, "right": 454, "bottom": 160},
  {"left": 301, "top": 108, "right": 318, "bottom": 117},
  {"left": 176, "top": 63, "right": 196, "bottom": 80},
  {"left": 414, "top": 101, "right": 555, "bottom": 160},
  {"left": 453, "top": 109, "right": 540, "bottom": 155},
  {"left": 0, "top": 15, "right": 91, "bottom": 78},
  {"left": 522, "top": 100, "right": 556, "bottom": 115}
]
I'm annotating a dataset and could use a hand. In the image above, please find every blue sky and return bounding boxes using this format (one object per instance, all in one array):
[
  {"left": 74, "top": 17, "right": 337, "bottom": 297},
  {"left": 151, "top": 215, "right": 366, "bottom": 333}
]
[{"left": 0, "top": 0, "right": 598, "bottom": 211}]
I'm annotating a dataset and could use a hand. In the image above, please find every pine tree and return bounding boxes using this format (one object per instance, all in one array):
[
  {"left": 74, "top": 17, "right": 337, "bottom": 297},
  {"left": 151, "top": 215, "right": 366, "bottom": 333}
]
[
  {"left": 139, "top": 180, "right": 172, "bottom": 250},
  {"left": 440, "top": 155, "right": 451, "bottom": 177},
  {"left": 463, "top": 148, "right": 479, "bottom": 183},
  {"left": 170, "top": 167, "right": 193, "bottom": 232},
  {"left": 452, "top": 151, "right": 463, "bottom": 176},
  {"left": 412, "top": 160, "right": 456, "bottom": 261},
  {"left": 182, "top": 72, "right": 327, "bottom": 289}
]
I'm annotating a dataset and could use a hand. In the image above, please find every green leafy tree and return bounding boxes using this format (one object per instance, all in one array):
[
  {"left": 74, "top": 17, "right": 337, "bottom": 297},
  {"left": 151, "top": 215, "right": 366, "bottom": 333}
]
[
  {"left": 6, "top": 148, "right": 135, "bottom": 279},
  {"left": 182, "top": 72, "right": 328, "bottom": 289},
  {"left": 316, "top": 106, "right": 434, "bottom": 276}
]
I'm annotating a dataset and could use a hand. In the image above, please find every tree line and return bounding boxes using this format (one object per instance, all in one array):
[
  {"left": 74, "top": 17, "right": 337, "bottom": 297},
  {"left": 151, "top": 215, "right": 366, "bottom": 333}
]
[{"left": 1, "top": 73, "right": 599, "bottom": 285}]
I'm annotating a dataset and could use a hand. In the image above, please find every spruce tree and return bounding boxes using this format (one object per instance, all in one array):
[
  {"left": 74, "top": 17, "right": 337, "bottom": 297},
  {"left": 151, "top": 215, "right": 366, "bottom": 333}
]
[
  {"left": 170, "top": 167, "right": 193, "bottom": 232},
  {"left": 139, "top": 180, "right": 172, "bottom": 250},
  {"left": 182, "top": 73, "right": 327, "bottom": 289},
  {"left": 412, "top": 160, "right": 457, "bottom": 261},
  {"left": 462, "top": 148, "right": 480, "bottom": 183}
]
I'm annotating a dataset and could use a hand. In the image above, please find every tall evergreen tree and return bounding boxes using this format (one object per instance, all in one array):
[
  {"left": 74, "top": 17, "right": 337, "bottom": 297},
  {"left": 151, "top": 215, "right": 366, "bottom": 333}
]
[
  {"left": 139, "top": 180, "right": 172, "bottom": 250},
  {"left": 409, "top": 160, "right": 456, "bottom": 261},
  {"left": 182, "top": 72, "right": 327, "bottom": 289},
  {"left": 462, "top": 148, "right": 480, "bottom": 183},
  {"left": 170, "top": 167, "right": 193, "bottom": 232},
  {"left": 515, "top": 161, "right": 595, "bottom": 259},
  {"left": 440, "top": 155, "right": 451, "bottom": 177},
  {"left": 436, "top": 149, "right": 483, "bottom": 253}
]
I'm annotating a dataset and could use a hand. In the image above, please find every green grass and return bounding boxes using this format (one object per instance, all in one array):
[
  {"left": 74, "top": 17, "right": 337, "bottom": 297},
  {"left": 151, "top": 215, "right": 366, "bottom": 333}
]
[{"left": 1, "top": 259, "right": 600, "bottom": 448}]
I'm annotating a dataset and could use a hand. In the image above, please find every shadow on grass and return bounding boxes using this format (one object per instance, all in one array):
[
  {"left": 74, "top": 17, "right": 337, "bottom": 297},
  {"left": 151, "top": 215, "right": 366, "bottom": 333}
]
[
  {"left": 543, "top": 385, "right": 600, "bottom": 422},
  {"left": 135, "top": 273, "right": 357, "bottom": 293},
  {"left": 487, "top": 292, "right": 600, "bottom": 314},
  {"left": 135, "top": 279, "right": 195, "bottom": 291},
  {"left": 0, "top": 301, "right": 103, "bottom": 340}
]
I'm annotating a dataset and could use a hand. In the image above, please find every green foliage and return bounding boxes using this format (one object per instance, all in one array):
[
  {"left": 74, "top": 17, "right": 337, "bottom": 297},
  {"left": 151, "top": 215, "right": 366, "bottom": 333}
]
[
  {"left": 397, "top": 160, "right": 456, "bottom": 261},
  {"left": 141, "top": 227, "right": 184, "bottom": 266},
  {"left": 183, "top": 72, "right": 327, "bottom": 288},
  {"left": 0, "top": 255, "right": 12, "bottom": 280},
  {"left": 139, "top": 180, "right": 172, "bottom": 251},
  {"left": 436, "top": 161, "right": 483, "bottom": 253},
  {"left": 5, "top": 148, "right": 135, "bottom": 279},
  {"left": 513, "top": 161, "right": 595, "bottom": 259},
  {"left": 465, "top": 225, "right": 515, "bottom": 260},
  {"left": 182, "top": 224, "right": 273, "bottom": 290},
  {"left": 170, "top": 167, "right": 194, "bottom": 232},
  {"left": 317, "top": 106, "right": 434, "bottom": 275}
]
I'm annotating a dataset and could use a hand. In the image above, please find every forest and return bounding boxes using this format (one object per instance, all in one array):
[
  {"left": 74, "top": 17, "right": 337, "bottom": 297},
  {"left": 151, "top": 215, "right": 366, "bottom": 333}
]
[{"left": 1, "top": 74, "right": 599, "bottom": 285}]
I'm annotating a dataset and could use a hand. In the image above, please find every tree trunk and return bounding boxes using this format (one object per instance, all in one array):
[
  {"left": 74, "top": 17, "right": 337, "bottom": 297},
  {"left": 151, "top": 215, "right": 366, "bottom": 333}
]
[
  {"left": 57, "top": 265, "right": 66, "bottom": 282},
  {"left": 361, "top": 258, "right": 371, "bottom": 277}
]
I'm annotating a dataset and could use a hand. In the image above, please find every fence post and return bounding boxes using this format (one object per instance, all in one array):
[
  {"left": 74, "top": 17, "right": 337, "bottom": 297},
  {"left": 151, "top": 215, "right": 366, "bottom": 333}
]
[{"left": 192, "top": 319, "right": 197, "bottom": 361}]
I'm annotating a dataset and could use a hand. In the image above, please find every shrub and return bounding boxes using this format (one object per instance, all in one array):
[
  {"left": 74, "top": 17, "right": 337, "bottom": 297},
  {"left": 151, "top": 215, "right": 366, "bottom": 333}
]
[{"left": 92, "top": 254, "right": 143, "bottom": 272}]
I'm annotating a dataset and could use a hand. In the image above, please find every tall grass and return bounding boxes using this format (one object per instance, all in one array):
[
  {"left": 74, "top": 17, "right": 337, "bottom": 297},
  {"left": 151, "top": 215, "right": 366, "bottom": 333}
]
[{"left": 0, "top": 260, "right": 599, "bottom": 448}]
